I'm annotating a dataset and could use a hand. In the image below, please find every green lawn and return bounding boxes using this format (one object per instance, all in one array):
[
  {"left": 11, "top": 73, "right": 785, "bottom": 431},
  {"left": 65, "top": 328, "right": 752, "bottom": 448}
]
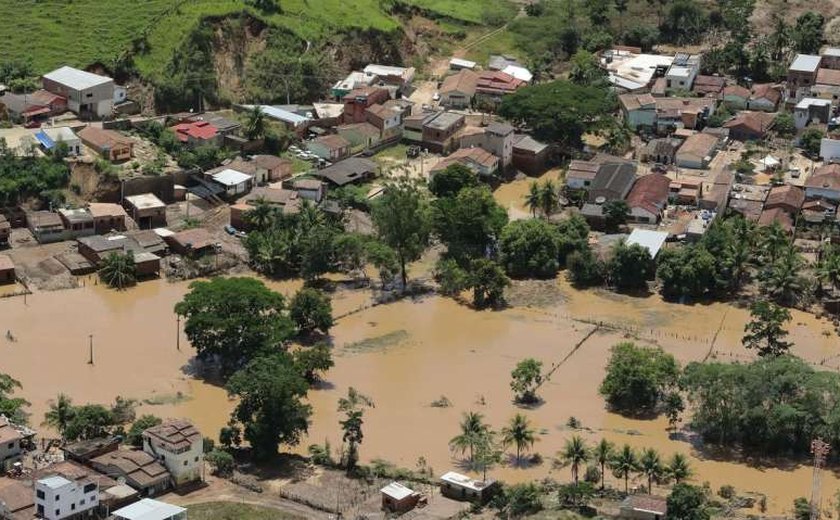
[
  {"left": 463, "top": 27, "right": 520, "bottom": 66},
  {"left": 187, "top": 502, "right": 304, "bottom": 520},
  {"left": 1, "top": 0, "right": 514, "bottom": 80}
]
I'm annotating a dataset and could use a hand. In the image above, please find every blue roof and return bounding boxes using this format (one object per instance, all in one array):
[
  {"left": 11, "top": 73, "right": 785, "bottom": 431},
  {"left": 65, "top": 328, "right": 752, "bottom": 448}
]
[{"left": 35, "top": 130, "right": 55, "bottom": 149}]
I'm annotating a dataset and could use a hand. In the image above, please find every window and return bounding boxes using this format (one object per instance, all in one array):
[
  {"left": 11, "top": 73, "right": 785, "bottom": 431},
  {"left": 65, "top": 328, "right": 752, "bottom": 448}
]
[
  {"left": 86, "top": 93, "right": 93, "bottom": 98},
  {"left": 80, "top": 499, "right": 85, "bottom": 505},
  {"left": 71, "top": 503, "right": 76, "bottom": 511},
  {"left": 55, "top": 509, "right": 60, "bottom": 516},
  {"left": 36, "top": 490, "right": 45, "bottom": 499},
  {"left": 194, "top": 456, "right": 199, "bottom": 462},
  {"left": 183, "top": 460, "right": 188, "bottom": 466},
  {"left": 83, "top": 483, "right": 96, "bottom": 493},
  {"left": 55, "top": 495, "right": 60, "bottom": 501},
  {"left": 7, "top": 442, "right": 12, "bottom": 449}
]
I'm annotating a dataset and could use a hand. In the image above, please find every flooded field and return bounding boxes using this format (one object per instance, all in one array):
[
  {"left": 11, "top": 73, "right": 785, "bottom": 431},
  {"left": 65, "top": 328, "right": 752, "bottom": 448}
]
[{"left": 1, "top": 275, "right": 838, "bottom": 515}]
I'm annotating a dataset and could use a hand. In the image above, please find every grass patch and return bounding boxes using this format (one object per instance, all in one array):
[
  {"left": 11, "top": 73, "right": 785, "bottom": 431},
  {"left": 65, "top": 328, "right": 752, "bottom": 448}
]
[
  {"left": 371, "top": 143, "right": 409, "bottom": 163},
  {"left": 142, "top": 391, "right": 191, "bottom": 406},
  {"left": 401, "top": 0, "right": 517, "bottom": 24},
  {"left": 464, "top": 28, "right": 519, "bottom": 66},
  {"left": 281, "top": 152, "right": 314, "bottom": 174},
  {"left": 343, "top": 329, "right": 410, "bottom": 353},
  {"left": 187, "top": 502, "right": 304, "bottom": 520}
]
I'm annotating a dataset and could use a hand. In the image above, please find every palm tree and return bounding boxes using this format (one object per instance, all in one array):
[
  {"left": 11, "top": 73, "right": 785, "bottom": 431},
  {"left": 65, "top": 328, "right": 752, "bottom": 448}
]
[
  {"left": 539, "top": 180, "right": 558, "bottom": 217},
  {"left": 760, "top": 221, "right": 789, "bottom": 265},
  {"left": 614, "top": 0, "right": 629, "bottom": 34},
  {"left": 817, "top": 245, "right": 840, "bottom": 294},
  {"left": 43, "top": 393, "right": 74, "bottom": 438},
  {"left": 667, "top": 453, "right": 692, "bottom": 484},
  {"left": 593, "top": 439, "right": 614, "bottom": 489},
  {"left": 99, "top": 251, "right": 137, "bottom": 289},
  {"left": 501, "top": 413, "right": 538, "bottom": 464},
  {"left": 559, "top": 435, "right": 590, "bottom": 486},
  {"left": 726, "top": 217, "right": 755, "bottom": 289},
  {"left": 759, "top": 246, "right": 807, "bottom": 306},
  {"left": 244, "top": 199, "right": 275, "bottom": 231},
  {"left": 524, "top": 181, "right": 541, "bottom": 218},
  {"left": 245, "top": 105, "right": 266, "bottom": 140},
  {"left": 610, "top": 444, "right": 639, "bottom": 493},
  {"left": 449, "top": 411, "right": 490, "bottom": 464},
  {"left": 639, "top": 447, "right": 664, "bottom": 493}
]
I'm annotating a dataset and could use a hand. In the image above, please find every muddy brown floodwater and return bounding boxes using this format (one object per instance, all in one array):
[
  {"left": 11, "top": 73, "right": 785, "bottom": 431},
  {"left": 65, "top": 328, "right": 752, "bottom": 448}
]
[{"left": 1, "top": 275, "right": 839, "bottom": 515}]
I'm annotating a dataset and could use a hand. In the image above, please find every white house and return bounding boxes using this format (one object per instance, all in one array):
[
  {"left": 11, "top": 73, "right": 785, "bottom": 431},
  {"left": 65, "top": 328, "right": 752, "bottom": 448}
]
[
  {"left": 805, "top": 164, "right": 840, "bottom": 201},
  {"left": 820, "top": 137, "right": 840, "bottom": 162},
  {"left": 0, "top": 414, "right": 34, "bottom": 471},
  {"left": 36, "top": 127, "right": 82, "bottom": 155},
  {"left": 142, "top": 419, "right": 203, "bottom": 487},
  {"left": 42, "top": 66, "right": 114, "bottom": 119},
  {"left": 211, "top": 168, "right": 253, "bottom": 198},
  {"left": 35, "top": 474, "right": 99, "bottom": 520},
  {"left": 794, "top": 98, "right": 832, "bottom": 129},
  {"left": 113, "top": 499, "right": 187, "bottom": 520},
  {"left": 665, "top": 53, "right": 701, "bottom": 91}
]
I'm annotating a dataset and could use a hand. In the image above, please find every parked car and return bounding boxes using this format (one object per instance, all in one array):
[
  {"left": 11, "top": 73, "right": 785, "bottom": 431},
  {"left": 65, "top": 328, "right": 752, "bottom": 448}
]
[{"left": 224, "top": 225, "right": 237, "bottom": 235}]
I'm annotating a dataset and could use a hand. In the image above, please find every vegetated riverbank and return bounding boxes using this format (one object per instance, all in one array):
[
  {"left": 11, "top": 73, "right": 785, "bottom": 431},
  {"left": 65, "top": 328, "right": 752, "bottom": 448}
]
[{"left": 1, "top": 271, "right": 837, "bottom": 515}]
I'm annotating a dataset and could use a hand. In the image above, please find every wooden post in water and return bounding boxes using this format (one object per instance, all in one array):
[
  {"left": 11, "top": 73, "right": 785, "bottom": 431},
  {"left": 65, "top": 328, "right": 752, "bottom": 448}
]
[
  {"left": 176, "top": 316, "right": 180, "bottom": 351},
  {"left": 88, "top": 334, "right": 94, "bottom": 365}
]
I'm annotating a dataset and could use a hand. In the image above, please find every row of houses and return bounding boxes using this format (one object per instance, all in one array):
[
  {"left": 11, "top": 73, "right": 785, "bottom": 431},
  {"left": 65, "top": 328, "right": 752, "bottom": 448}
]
[{"left": 0, "top": 416, "right": 200, "bottom": 520}]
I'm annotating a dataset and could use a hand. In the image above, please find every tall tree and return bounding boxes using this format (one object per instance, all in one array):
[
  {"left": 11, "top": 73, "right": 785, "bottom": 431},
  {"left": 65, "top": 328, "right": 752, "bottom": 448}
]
[
  {"left": 226, "top": 353, "right": 312, "bottom": 461},
  {"left": 449, "top": 411, "right": 490, "bottom": 464},
  {"left": 610, "top": 444, "right": 639, "bottom": 493},
  {"left": 539, "top": 180, "right": 559, "bottom": 217},
  {"left": 759, "top": 246, "right": 808, "bottom": 306},
  {"left": 594, "top": 439, "right": 615, "bottom": 489},
  {"left": 337, "top": 387, "right": 373, "bottom": 472},
  {"left": 175, "top": 277, "right": 293, "bottom": 375},
  {"left": 428, "top": 163, "right": 477, "bottom": 198},
  {"left": 792, "top": 12, "right": 825, "bottom": 54},
  {"left": 245, "top": 106, "right": 266, "bottom": 140},
  {"left": 559, "top": 435, "right": 590, "bottom": 486},
  {"left": 371, "top": 176, "right": 432, "bottom": 288},
  {"left": 524, "top": 181, "right": 541, "bottom": 218},
  {"left": 742, "top": 300, "right": 793, "bottom": 357},
  {"left": 289, "top": 288, "right": 333, "bottom": 335},
  {"left": 433, "top": 186, "right": 508, "bottom": 264},
  {"left": 43, "top": 393, "right": 74, "bottom": 437},
  {"left": 99, "top": 251, "right": 137, "bottom": 289},
  {"left": 667, "top": 483, "right": 710, "bottom": 520},
  {"left": 0, "top": 373, "right": 28, "bottom": 424},
  {"left": 510, "top": 358, "right": 544, "bottom": 404},
  {"left": 639, "top": 447, "right": 664, "bottom": 493},
  {"left": 614, "top": 0, "right": 629, "bottom": 33},
  {"left": 501, "top": 413, "right": 538, "bottom": 463},
  {"left": 668, "top": 453, "right": 692, "bottom": 484}
]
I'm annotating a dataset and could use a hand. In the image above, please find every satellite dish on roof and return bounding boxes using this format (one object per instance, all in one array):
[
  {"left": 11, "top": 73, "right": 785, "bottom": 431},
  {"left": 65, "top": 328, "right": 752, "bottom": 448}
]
[{"left": 595, "top": 196, "right": 607, "bottom": 205}]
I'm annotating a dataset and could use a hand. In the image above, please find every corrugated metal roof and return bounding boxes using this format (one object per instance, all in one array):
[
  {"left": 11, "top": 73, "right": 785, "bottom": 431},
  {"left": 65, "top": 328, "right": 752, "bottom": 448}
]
[
  {"left": 43, "top": 66, "right": 112, "bottom": 90},
  {"left": 626, "top": 229, "right": 668, "bottom": 258}
]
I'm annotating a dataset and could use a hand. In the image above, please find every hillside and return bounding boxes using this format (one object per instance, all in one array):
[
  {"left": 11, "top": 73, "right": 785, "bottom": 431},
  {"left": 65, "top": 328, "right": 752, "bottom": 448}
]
[{"left": 0, "top": 0, "right": 516, "bottom": 80}]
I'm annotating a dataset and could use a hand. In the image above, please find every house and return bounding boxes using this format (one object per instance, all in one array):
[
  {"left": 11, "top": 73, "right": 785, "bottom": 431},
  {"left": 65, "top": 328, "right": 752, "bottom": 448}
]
[
  {"left": 642, "top": 138, "right": 681, "bottom": 165},
  {"left": 729, "top": 198, "right": 765, "bottom": 222},
  {"left": 665, "top": 53, "right": 701, "bottom": 91},
  {"left": 124, "top": 193, "right": 166, "bottom": 228},
  {"left": 821, "top": 137, "right": 840, "bottom": 161},
  {"left": 171, "top": 121, "right": 219, "bottom": 147},
  {"left": 765, "top": 184, "right": 805, "bottom": 213},
  {"left": 251, "top": 154, "right": 292, "bottom": 183},
  {"left": 823, "top": 47, "right": 840, "bottom": 70},
  {"left": 566, "top": 160, "right": 600, "bottom": 190},
  {"left": 87, "top": 203, "right": 128, "bottom": 233},
  {"left": 365, "top": 103, "right": 402, "bottom": 141},
  {"left": 342, "top": 86, "right": 390, "bottom": 124},
  {"left": 381, "top": 482, "right": 420, "bottom": 514},
  {"left": 475, "top": 71, "right": 525, "bottom": 106},
  {"left": 805, "top": 164, "right": 840, "bottom": 201},
  {"left": 802, "top": 199, "right": 837, "bottom": 223},
  {"left": 237, "top": 186, "right": 304, "bottom": 214},
  {"left": 35, "top": 127, "right": 81, "bottom": 155},
  {"left": 34, "top": 475, "right": 98, "bottom": 520},
  {"left": 58, "top": 208, "right": 95, "bottom": 238},
  {"left": 431, "top": 147, "right": 499, "bottom": 177},
  {"left": 488, "top": 54, "right": 523, "bottom": 71},
  {"left": 484, "top": 122, "right": 515, "bottom": 168},
  {"left": 77, "top": 126, "right": 134, "bottom": 162},
  {"left": 76, "top": 234, "right": 162, "bottom": 275},
  {"left": 813, "top": 68, "right": 840, "bottom": 100},
  {"left": 723, "top": 111, "right": 775, "bottom": 141},
  {"left": 619, "top": 93, "right": 657, "bottom": 130},
  {"left": 693, "top": 75, "right": 726, "bottom": 97},
  {"left": 211, "top": 168, "right": 253, "bottom": 198},
  {"left": 422, "top": 112, "right": 465, "bottom": 153},
  {"left": 167, "top": 229, "right": 216, "bottom": 257},
  {"left": 290, "top": 179, "right": 326, "bottom": 202},
  {"left": 247, "top": 105, "right": 311, "bottom": 133},
  {"left": 307, "top": 134, "right": 351, "bottom": 161},
  {"left": 601, "top": 49, "right": 675, "bottom": 91},
  {"left": 0, "top": 255, "right": 13, "bottom": 285},
  {"left": 90, "top": 449, "right": 170, "bottom": 495},
  {"left": 27, "top": 211, "right": 66, "bottom": 243},
  {"left": 749, "top": 84, "right": 782, "bottom": 112},
  {"left": 112, "top": 499, "right": 187, "bottom": 520},
  {"left": 788, "top": 54, "right": 822, "bottom": 99},
  {"left": 331, "top": 70, "right": 378, "bottom": 99},
  {"left": 311, "top": 157, "right": 376, "bottom": 187},
  {"left": 588, "top": 162, "right": 637, "bottom": 202},
  {"left": 626, "top": 173, "right": 671, "bottom": 223},
  {"left": 441, "top": 70, "right": 478, "bottom": 109},
  {"left": 61, "top": 438, "right": 120, "bottom": 464},
  {"left": 512, "top": 135, "right": 549, "bottom": 174},
  {"left": 142, "top": 420, "right": 203, "bottom": 487},
  {"left": 42, "top": 66, "right": 114, "bottom": 119},
  {"left": 449, "top": 57, "right": 477, "bottom": 71},
  {"left": 440, "top": 471, "right": 498, "bottom": 503},
  {"left": 759, "top": 206, "right": 795, "bottom": 232},
  {"left": 0, "top": 415, "right": 34, "bottom": 472},
  {"left": 794, "top": 98, "right": 832, "bottom": 129},
  {"left": 0, "top": 89, "right": 67, "bottom": 121},
  {"left": 723, "top": 85, "right": 751, "bottom": 110},
  {"left": 654, "top": 97, "right": 716, "bottom": 132},
  {"left": 620, "top": 494, "right": 668, "bottom": 520},
  {"left": 189, "top": 114, "right": 241, "bottom": 136},
  {"left": 363, "top": 64, "right": 415, "bottom": 90},
  {"left": 675, "top": 133, "right": 719, "bottom": 169}
]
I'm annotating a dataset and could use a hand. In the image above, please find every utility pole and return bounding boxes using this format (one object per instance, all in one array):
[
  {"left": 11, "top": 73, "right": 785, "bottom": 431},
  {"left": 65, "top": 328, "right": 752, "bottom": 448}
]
[
  {"left": 810, "top": 438, "right": 830, "bottom": 520},
  {"left": 87, "top": 334, "right": 94, "bottom": 365},
  {"left": 176, "top": 315, "right": 181, "bottom": 351}
]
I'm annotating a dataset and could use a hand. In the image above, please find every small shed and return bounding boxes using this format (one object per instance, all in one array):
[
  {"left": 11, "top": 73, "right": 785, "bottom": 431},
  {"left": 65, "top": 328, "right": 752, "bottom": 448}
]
[
  {"left": 381, "top": 482, "right": 420, "bottom": 513},
  {"left": 0, "top": 255, "right": 14, "bottom": 284},
  {"left": 626, "top": 229, "right": 669, "bottom": 258},
  {"left": 440, "top": 471, "right": 499, "bottom": 503},
  {"left": 167, "top": 228, "right": 217, "bottom": 257},
  {"left": 620, "top": 494, "right": 668, "bottom": 520}
]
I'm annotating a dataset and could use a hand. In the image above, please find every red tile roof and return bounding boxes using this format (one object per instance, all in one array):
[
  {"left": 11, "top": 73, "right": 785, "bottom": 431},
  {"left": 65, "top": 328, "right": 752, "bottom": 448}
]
[
  {"left": 172, "top": 121, "right": 218, "bottom": 142},
  {"left": 765, "top": 184, "right": 805, "bottom": 211},
  {"left": 475, "top": 70, "right": 525, "bottom": 95},
  {"left": 626, "top": 173, "right": 670, "bottom": 216},
  {"left": 806, "top": 169, "right": 840, "bottom": 190}
]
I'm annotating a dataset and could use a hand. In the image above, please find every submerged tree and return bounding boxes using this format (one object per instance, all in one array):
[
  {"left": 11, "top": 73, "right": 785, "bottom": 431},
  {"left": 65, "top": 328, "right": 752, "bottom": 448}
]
[
  {"left": 449, "top": 411, "right": 491, "bottom": 464},
  {"left": 510, "top": 358, "right": 544, "bottom": 404},
  {"left": 501, "top": 413, "right": 538, "bottom": 463},
  {"left": 610, "top": 444, "right": 639, "bottom": 493},
  {"left": 99, "top": 251, "right": 137, "bottom": 289},
  {"left": 338, "top": 387, "right": 374, "bottom": 472},
  {"left": 559, "top": 435, "right": 590, "bottom": 486},
  {"left": 742, "top": 300, "right": 793, "bottom": 357}
]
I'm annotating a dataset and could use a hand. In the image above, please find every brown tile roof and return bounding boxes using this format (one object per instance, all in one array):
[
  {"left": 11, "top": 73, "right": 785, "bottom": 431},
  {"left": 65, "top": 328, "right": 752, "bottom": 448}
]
[
  {"left": 807, "top": 169, "right": 840, "bottom": 190},
  {"left": 365, "top": 103, "right": 394, "bottom": 119},
  {"left": 676, "top": 133, "right": 719, "bottom": 160},
  {"left": 816, "top": 163, "right": 840, "bottom": 176},
  {"left": 91, "top": 449, "right": 169, "bottom": 489},
  {"left": 441, "top": 69, "right": 479, "bottom": 96},
  {"left": 566, "top": 160, "right": 599, "bottom": 181},
  {"left": 27, "top": 211, "right": 63, "bottom": 229},
  {"left": 0, "top": 416, "right": 24, "bottom": 444},
  {"left": 343, "top": 86, "right": 388, "bottom": 101},
  {"left": 803, "top": 199, "right": 836, "bottom": 212},
  {"left": 765, "top": 184, "right": 805, "bottom": 211},
  {"left": 0, "top": 478, "right": 33, "bottom": 514},
  {"left": 817, "top": 68, "right": 840, "bottom": 86},
  {"left": 170, "top": 228, "right": 215, "bottom": 251},
  {"left": 655, "top": 97, "right": 716, "bottom": 114},
  {"left": 750, "top": 83, "right": 781, "bottom": 104},
  {"left": 693, "top": 75, "right": 726, "bottom": 94},
  {"left": 723, "top": 111, "right": 775, "bottom": 134},
  {"left": 240, "top": 187, "right": 299, "bottom": 206},
  {"left": 338, "top": 122, "right": 381, "bottom": 138},
  {"left": 87, "top": 203, "right": 127, "bottom": 219},
  {"left": 759, "top": 206, "right": 794, "bottom": 231},
  {"left": 142, "top": 419, "right": 201, "bottom": 452},
  {"left": 77, "top": 126, "right": 133, "bottom": 149},
  {"left": 724, "top": 85, "right": 750, "bottom": 99},
  {"left": 448, "top": 147, "right": 498, "bottom": 168},
  {"left": 251, "top": 154, "right": 290, "bottom": 170},
  {"left": 619, "top": 93, "right": 656, "bottom": 111},
  {"left": 475, "top": 70, "right": 525, "bottom": 95},
  {"left": 729, "top": 199, "right": 764, "bottom": 221},
  {"left": 313, "top": 134, "right": 350, "bottom": 151},
  {"left": 34, "top": 460, "right": 118, "bottom": 489},
  {"left": 626, "top": 173, "right": 670, "bottom": 215}
]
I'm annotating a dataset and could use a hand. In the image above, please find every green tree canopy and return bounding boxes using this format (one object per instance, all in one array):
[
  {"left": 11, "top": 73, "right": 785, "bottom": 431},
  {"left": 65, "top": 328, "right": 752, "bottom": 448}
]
[
  {"left": 0, "top": 373, "right": 29, "bottom": 424},
  {"left": 499, "top": 219, "right": 562, "bottom": 279},
  {"left": 428, "top": 163, "right": 477, "bottom": 198},
  {"left": 599, "top": 342, "right": 680, "bottom": 414},
  {"left": 498, "top": 80, "right": 616, "bottom": 148},
  {"left": 607, "top": 242, "right": 655, "bottom": 291},
  {"left": 99, "top": 251, "right": 137, "bottom": 290},
  {"left": 433, "top": 186, "right": 508, "bottom": 265},
  {"left": 226, "top": 353, "right": 312, "bottom": 460},
  {"left": 289, "top": 288, "right": 333, "bottom": 335},
  {"left": 667, "top": 483, "right": 710, "bottom": 520},
  {"left": 175, "top": 277, "right": 293, "bottom": 376},
  {"left": 742, "top": 300, "right": 793, "bottom": 357},
  {"left": 511, "top": 358, "right": 544, "bottom": 404}
]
